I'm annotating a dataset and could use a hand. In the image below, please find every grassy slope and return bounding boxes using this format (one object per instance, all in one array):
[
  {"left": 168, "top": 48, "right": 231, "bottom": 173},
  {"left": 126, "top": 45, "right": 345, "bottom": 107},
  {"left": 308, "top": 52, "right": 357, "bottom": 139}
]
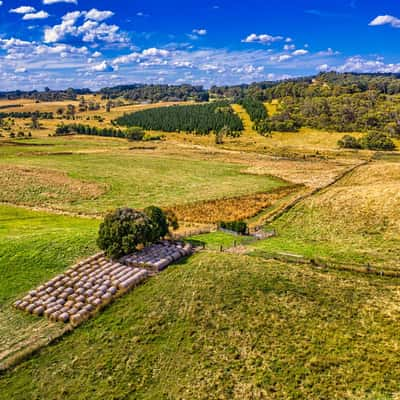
[
  {"left": 0, "top": 205, "right": 98, "bottom": 304},
  {"left": 0, "top": 137, "right": 286, "bottom": 214},
  {"left": 0, "top": 205, "right": 99, "bottom": 367},
  {"left": 1, "top": 252, "right": 400, "bottom": 399},
  {"left": 251, "top": 160, "right": 400, "bottom": 270}
]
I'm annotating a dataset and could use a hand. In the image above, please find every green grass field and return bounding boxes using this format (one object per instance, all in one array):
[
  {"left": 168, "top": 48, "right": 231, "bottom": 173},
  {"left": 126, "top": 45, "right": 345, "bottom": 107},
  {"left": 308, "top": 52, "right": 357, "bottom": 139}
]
[
  {"left": 0, "top": 205, "right": 99, "bottom": 369},
  {"left": 1, "top": 251, "right": 400, "bottom": 399},
  {"left": 0, "top": 137, "right": 287, "bottom": 215}
]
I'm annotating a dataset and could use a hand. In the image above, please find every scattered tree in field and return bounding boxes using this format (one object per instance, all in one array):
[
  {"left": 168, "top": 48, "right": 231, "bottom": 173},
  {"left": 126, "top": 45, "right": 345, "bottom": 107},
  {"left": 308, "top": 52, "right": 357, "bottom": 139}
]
[
  {"left": 105, "top": 101, "right": 112, "bottom": 112},
  {"left": 359, "top": 131, "right": 396, "bottom": 151},
  {"left": 31, "top": 113, "right": 40, "bottom": 129},
  {"left": 97, "top": 208, "right": 157, "bottom": 258},
  {"left": 338, "top": 131, "right": 395, "bottom": 151},
  {"left": 338, "top": 135, "right": 362, "bottom": 149},
  {"left": 66, "top": 104, "right": 76, "bottom": 120},
  {"left": 97, "top": 206, "right": 178, "bottom": 258},
  {"left": 215, "top": 125, "right": 229, "bottom": 144},
  {"left": 144, "top": 206, "right": 169, "bottom": 239}
]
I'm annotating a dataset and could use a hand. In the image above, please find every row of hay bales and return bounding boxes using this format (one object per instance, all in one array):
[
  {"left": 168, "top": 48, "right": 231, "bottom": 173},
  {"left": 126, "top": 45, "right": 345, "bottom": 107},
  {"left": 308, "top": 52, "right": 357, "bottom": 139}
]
[
  {"left": 14, "top": 252, "right": 149, "bottom": 325},
  {"left": 123, "top": 241, "right": 193, "bottom": 272},
  {"left": 14, "top": 241, "right": 193, "bottom": 326}
]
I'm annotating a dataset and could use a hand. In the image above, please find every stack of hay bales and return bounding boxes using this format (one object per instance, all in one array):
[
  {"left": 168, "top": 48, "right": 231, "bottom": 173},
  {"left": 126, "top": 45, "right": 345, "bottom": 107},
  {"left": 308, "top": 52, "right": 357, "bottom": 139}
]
[
  {"left": 14, "top": 252, "right": 148, "bottom": 325},
  {"left": 124, "top": 241, "right": 193, "bottom": 272}
]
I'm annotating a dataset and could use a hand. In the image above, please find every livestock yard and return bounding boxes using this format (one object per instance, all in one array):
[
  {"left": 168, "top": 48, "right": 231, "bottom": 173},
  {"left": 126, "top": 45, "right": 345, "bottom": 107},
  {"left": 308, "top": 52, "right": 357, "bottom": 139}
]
[{"left": 1, "top": 94, "right": 400, "bottom": 399}]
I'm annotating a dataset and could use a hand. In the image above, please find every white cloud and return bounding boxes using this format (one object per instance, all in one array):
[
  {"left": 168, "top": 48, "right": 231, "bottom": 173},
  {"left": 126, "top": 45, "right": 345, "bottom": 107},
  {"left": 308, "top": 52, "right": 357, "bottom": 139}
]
[
  {"left": 316, "top": 48, "right": 340, "bottom": 56},
  {"left": 23, "top": 11, "right": 49, "bottom": 20},
  {"left": 15, "top": 67, "right": 27, "bottom": 73},
  {"left": 92, "top": 51, "right": 102, "bottom": 58},
  {"left": 323, "top": 56, "right": 400, "bottom": 74},
  {"left": 242, "top": 33, "right": 284, "bottom": 44},
  {"left": 10, "top": 6, "right": 36, "bottom": 14},
  {"left": 44, "top": 11, "right": 126, "bottom": 44},
  {"left": 85, "top": 8, "right": 114, "bottom": 22},
  {"left": 284, "top": 44, "right": 295, "bottom": 51},
  {"left": 192, "top": 29, "right": 207, "bottom": 36},
  {"left": 43, "top": 0, "right": 77, "bottom": 4},
  {"left": 0, "top": 1, "right": 3, "bottom": 6},
  {"left": 142, "top": 48, "right": 170, "bottom": 57},
  {"left": 317, "top": 64, "right": 330, "bottom": 72},
  {"left": 292, "top": 49, "right": 309, "bottom": 56},
  {"left": 91, "top": 60, "right": 114, "bottom": 72},
  {"left": 369, "top": 15, "right": 400, "bottom": 28}
]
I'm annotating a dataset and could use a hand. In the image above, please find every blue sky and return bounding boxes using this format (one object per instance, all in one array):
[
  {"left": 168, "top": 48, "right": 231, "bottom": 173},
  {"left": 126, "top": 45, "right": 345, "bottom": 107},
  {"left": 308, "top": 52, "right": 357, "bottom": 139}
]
[{"left": 1, "top": 0, "right": 400, "bottom": 90}]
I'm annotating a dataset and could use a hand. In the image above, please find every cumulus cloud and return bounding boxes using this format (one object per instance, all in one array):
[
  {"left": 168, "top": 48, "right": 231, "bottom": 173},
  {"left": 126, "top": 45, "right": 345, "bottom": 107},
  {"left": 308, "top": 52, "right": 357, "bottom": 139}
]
[
  {"left": 321, "top": 56, "right": 400, "bottom": 74},
  {"left": 142, "top": 48, "right": 170, "bottom": 57},
  {"left": 242, "top": 33, "right": 284, "bottom": 44},
  {"left": 0, "top": 1, "right": 3, "bottom": 6},
  {"left": 84, "top": 9, "right": 114, "bottom": 22},
  {"left": 292, "top": 49, "right": 309, "bottom": 56},
  {"left": 369, "top": 15, "right": 400, "bottom": 28},
  {"left": 15, "top": 67, "right": 27, "bottom": 73},
  {"left": 43, "top": 0, "right": 78, "bottom": 4},
  {"left": 10, "top": 6, "right": 36, "bottom": 14},
  {"left": 91, "top": 60, "right": 114, "bottom": 72},
  {"left": 284, "top": 44, "right": 295, "bottom": 51},
  {"left": 192, "top": 29, "right": 207, "bottom": 36},
  {"left": 23, "top": 11, "right": 49, "bottom": 20},
  {"left": 44, "top": 10, "right": 126, "bottom": 44}
]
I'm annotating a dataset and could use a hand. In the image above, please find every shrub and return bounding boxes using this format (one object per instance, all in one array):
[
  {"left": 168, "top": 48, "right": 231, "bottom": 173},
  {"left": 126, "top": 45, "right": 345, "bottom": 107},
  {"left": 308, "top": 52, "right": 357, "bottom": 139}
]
[
  {"left": 126, "top": 126, "right": 145, "bottom": 141},
  {"left": 338, "top": 135, "right": 362, "bottom": 149},
  {"left": 97, "top": 208, "right": 156, "bottom": 258},
  {"left": 219, "top": 220, "right": 248, "bottom": 235},
  {"left": 359, "top": 131, "right": 396, "bottom": 151}
]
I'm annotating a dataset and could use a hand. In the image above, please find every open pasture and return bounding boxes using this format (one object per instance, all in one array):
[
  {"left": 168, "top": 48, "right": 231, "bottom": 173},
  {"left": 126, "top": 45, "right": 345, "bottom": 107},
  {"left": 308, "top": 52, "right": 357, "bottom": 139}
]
[
  {"left": 2, "top": 252, "right": 400, "bottom": 399},
  {"left": 0, "top": 136, "right": 291, "bottom": 215},
  {"left": 252, "top": 160, "right": 400, "bottom": 270}
]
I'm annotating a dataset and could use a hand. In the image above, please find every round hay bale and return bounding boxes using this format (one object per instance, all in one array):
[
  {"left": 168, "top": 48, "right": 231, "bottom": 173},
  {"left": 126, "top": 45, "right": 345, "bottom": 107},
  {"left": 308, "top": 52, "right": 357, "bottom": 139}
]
[
  {"left": 92, "top": 298, "right": 102, "bottom": 307},
  {"left": 75, "top": 302, "right": 85, "bottom": 310},
  {"left": 69, "top": 307, "right": 78, "bottom": 315},
  {"left": 101, "top": 293, "right": 112, "bottom": 303},
  {"left": 64, "top": 300, "right": 74, "bottom": 309},
  {"left": 76, "top": 295, "right": 85, "bottom": 303},
  {"left": 85, "top": 289, "right": 94, "bottom": 297},
  {"left": 44, "top": 308, "right": 54, "bottom": 317},
  {"left": 19, "top": 301, "right": 29, "bottom": 310},
  {"left": 70, "top": 314, "right": 81, "bottom": 325},
  {"left": 56, "top": 298, "right": 66, "bottom": 306},
  {"left": 44, "top": 296, "right": 57, "bottom": 304},
  {"left": 14, "top": 300, "right": 22, "bottom": 308},
  {"left": 58, "top": 312, "right": 70, "bottom": 323},
  {"left": 65, "top": 287, "right": 74, "bottom": 295},
  {"left": 33, "top": 306, "right": 44, "bottom": 316},
  {"left": 83, "top": 304, "right": 94, "bottom": 313},
  {"left": 50, "top": 311, "right": 61, "bottom": 321},
  {"left": 76, "top": 288, "right": 85, "bottom": 295},
  {"left": 108, "top": 286, "right": 117, "bottom": 295}
]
